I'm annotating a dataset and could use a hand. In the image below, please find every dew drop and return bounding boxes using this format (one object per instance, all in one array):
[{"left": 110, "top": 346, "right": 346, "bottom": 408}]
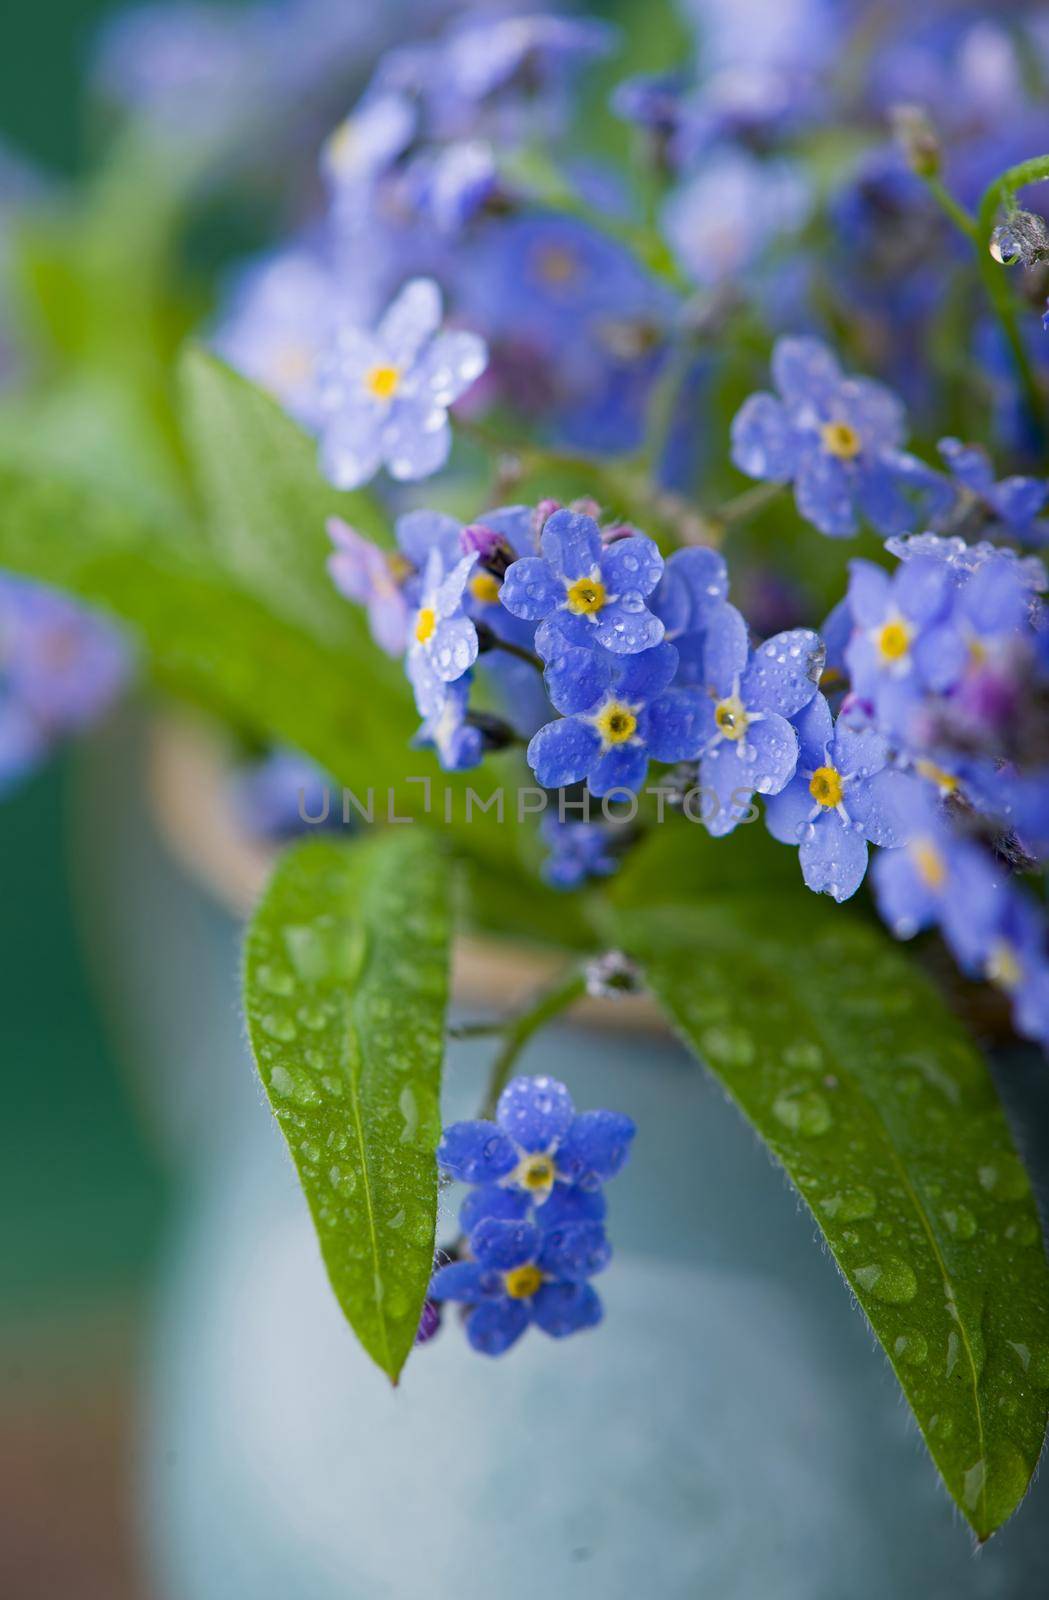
[
  {"left": 821, "top": 1185, "right": 877, "bottom": 1222},
  {"left": 977, "top": 1155, "right": 1031, "bottom": 1202},
  {"left": 894, "top": 1332, "right": 928, "bottom": 1366},
  {"left": 260, "top": 1012, "right": 297, "bottom": 1042},
  {"left": 772, "top": 1086, "right": 833, "bottom": 1137},
  {"left": 700, "top": 1025, "right": 755, "bottom": 1067},
  {"left": 257, "top": 964, "right": 294, "bottom": 996},
  {"left": 283, "top": 923, "right": 331, "bottom": 982},
  {"left": 399, "top": 1086, "right": 419, "bottom": 1144},
  {"left": 854, "top": 1257, "right": 918, "bottom": 1303},
  {"left": 941, "top": 1205, "right": 977, "bottom": 1240}
]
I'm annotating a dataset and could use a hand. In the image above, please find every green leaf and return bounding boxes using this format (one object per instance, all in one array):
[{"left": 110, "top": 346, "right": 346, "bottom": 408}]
[
  {"left": 610, "top": 895, "right": 1049, "bottom": 1539},
  {"left": 0, "top": 452, "right": 418, "bottom": 782},
  {"left": 243, "top": 832, "right": 451, "bottom": 1382},
  {"left": 179, "top": 348, "right": 393, "bottom": 650},
  {"left": 0, "top": 450, "right": 562, "bottom": 882}
]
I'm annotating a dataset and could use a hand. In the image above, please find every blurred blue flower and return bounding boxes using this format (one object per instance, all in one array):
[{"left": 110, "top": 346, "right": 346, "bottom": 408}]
[
  {"left": 732, "top": 337, "right": 952, "bottom": 538},
  {"left": 938, "top": 436, "right": 1049, "bottom": 544},
  {"left": 234, "top": 748, "right": 337, "bottom": 840},
  {"left": 327, "top": 516, "right": 413, "bottom": 657},
  {"left": 871, "top": 790, "right": 999, "bottom": 958},
  {"left": 214, "top": 248, "right": 339, "bottom": 428},
  {"left": 321, "top": 91, "right": 416, "bottom": 218},
  {"left": 0, "top": 579, "right": 131, "bottom": 796},
  {"left": 540, "top": 814, "right": 620, "bottom": 890},
  {"left": 318, "top": 278, "right": 487, "bottom": 488},
  {"left": 413, "top": 675, "right": 483, "bottom": 773},
  {"left": 664, "top": 147, "right": 811, "bottom": 289},
  {"left": 843, "top": 555, "right": 955, "bottom": 736},
  {"left": 765, "top": 693, "right": 915, "bottom": 901},
  {"left": 696, "top": 604, "right": 823, "bottom": 836}
]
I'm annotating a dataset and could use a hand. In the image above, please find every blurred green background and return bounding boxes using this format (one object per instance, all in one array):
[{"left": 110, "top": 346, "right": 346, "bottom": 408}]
[{"left": 3, "top": 7, "right": 168, "bottom": 1596}]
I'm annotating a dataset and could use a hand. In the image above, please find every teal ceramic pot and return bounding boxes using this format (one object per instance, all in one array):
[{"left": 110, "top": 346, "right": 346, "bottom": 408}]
[
  {"left": 141, "top": 1023, "right": 1049, "bottom": 1598},
  {"left": 75, "top": 723, "right": 1049, "bottom": 1597}
]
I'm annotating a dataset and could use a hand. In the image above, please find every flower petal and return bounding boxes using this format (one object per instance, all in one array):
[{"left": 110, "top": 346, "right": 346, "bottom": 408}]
[
  {"left": 764, "top": 775, "right": 817, "bottom": 846},
  {"left": 702, "top": 602, "right": 749, "bottom": 698},
  {"left": 537, "top": 1220, "right": 611, "bottom": 1282},
  {"left": 437, "top": 1120, "right": 516, "bottom": 1183},
  {"left": 593, "top": 596, "right": 665, "bottom": 655},
  {"left": 731, "top": 391, "right": 799, "bottom": 480},
  {"left": 556, "top": 1109, "right": 636, "bottom": 1184},
  {"left": 500, "top": 556, "right": 563, "bottom": 620},
  {"left": 798, "top": 811, "right": 869, "bottom": 902},
  {"left": 469, "top": 1216, "right": 541, "bottom": 1272},
  {"left": 429, "top": 1261, "right": 488, "bottom": 1303},
  {"left": 466, "top": 1297, "right": 531, "bottom": 1355},
  {"left": 588, "top": 742, "right": 649, "bottom": 797},
  {"left": 539, "top": 1183, "right": 607, "bottom": 1225},
  {"left": 395, "top": 509, "right": 463, "bottom": 569},
  {"left": 527, "top": 716, "right": 601, "bottom": 788},
  {"left": 601, "top": 533, "right": 664, "bottom": 598},
  {"left": 459, "top": 1185, "right": 530, "bottom": 1234},
  {"left": 536, "top": 619, "right": 613, "bottom": 713},
  {"left": 794, "top": 448, "right": 857, "bottom": 539},
  {"left": 643, "top": 689, "right": 707, "bottom": 762},
  {"left": 743, "top": 628, "right": 824, "bottom": 717},
  {"left": 377, "top": 277, "right": 442, "bottom": 367},
  {"left": 531, "top": 1281, "right": 602, "bottom": 1339},
  {"left": 496, "top": 1074, "right": 575, "bottom": 1152},
  {"left": 413, "top": 329, "right": 488, "bottom": 406},
  {"left": 383, "top": 407, "right": 452, "bottom": 482},
  {"left": 540, "top": 510, "right": 602, "bottom": 579}
]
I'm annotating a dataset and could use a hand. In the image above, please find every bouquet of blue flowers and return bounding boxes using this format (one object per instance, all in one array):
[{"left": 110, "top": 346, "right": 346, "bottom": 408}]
[{"left": 3, "top": 0, "right": 1049, "bottom": 1547}]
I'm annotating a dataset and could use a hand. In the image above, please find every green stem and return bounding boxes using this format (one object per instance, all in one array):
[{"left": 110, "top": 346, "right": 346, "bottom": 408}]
[
  {"left": 714, "top": 479, "right": 787, "bottom": 528},
  {"left": 477, "top": 968, "right": 588, "bottom": 1122},
  {"left": 924, "top": 176, "right": 979, "bottom": 242},
  {"left": 448, "top": 1020, "right": 507, "bottom": 1040},
  {"left": 484, "top": 634, "right": 543, "bottom": 672},
  {"left": 926, "top": 157, "right": 1049, "bottom": 439}
]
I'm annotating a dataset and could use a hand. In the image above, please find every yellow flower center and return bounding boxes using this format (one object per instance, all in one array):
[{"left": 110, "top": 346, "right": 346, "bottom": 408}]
[
  {"left": 565, "top": 576, "right": 607, "bottom": 615},
  {"left": 913, "top": 839, "right": 947, "bottom": 892},
  {"left": 517, "top": 1154, "right": 555, "bottom": 1192},
  {"left": 595, "top": 701, "right": 638, "bottom": 746},
  {"left": 504, "top": 1264, "right": 544, "bottom": 1300},
  {"left": 273, "top": 342, "right": 314, "bottom": 389},
  {"left": 325, "top": 120, "right": 356, "bottom": 174},
  {"left": 714, "top": 695, "right": 749, "bottom": 742},
  {"left": 809, "top": 765, "right": 844, "bottom": 808},
  {"left": 987, "top": 939, "right": 1023, "bottom": 993},
  {"left": 414, "top": 607, "right": 437, "bottom": 644},
  {"left": 821, "top": 420, "right": 862, "bottom": 460},
  {"left": 877, "top": 618, "right": 912, "bottom": 663},
  {"left": 915, "top": 759, "right": 958, "bottom": 795},
  {"left": 366, "top": 364, "right": 402, "bottom": 401},
  {"left": 536, "top": 245, "right": 578, "bottom": 285},
  {"left": 469, "top": 573, "right": 502, "bottom": 605}
]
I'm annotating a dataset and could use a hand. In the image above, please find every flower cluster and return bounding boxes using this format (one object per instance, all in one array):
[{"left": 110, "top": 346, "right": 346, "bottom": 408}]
[{"left": 430, "top": 1074, "right": 635, "bottom": 1355}]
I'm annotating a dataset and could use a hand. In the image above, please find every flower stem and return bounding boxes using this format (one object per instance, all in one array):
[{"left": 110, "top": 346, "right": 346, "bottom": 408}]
[
  {"left": 925, "top": 158, "right": 1049, "bottom": 439},
  {"left": 477, "top": 968, "right": 588, "bottom": 1121},
  {"left": 481, "top": 633, "right": 543, "bottom": 672}
]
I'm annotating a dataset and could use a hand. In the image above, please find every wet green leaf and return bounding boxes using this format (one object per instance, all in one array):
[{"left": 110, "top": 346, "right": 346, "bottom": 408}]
[
  {"left": 243, "top": 833, "right": 451, "bottom": 1382},
  {"left": 179, "top": 348, "right": 392, "bottom": 649},
  {"left": 611, "top": 894, "right": 1049, "bottom": 1539}
]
